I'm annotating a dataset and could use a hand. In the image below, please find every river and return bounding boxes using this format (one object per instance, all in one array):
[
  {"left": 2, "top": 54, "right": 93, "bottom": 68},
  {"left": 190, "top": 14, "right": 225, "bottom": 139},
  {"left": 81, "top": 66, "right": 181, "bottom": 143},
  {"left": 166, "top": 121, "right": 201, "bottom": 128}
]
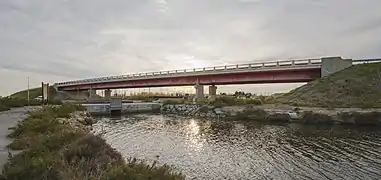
[{"left": 93, "top": 114, "right": 381, "bottom": 180}]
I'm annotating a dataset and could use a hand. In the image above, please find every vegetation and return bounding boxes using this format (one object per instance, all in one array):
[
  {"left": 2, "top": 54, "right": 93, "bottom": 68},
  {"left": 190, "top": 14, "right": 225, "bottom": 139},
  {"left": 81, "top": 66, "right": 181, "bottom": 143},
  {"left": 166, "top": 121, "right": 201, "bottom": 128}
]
[
  {"left": 279, "top": 62, "right": 381, "bottom": 108},
  {"left": 162, "top": 99, "right": 187, "bottom": 105},
  {"left": 10, "top": 86, "right": 57, "bottom": 100},
  {"left": 301, "top": 111, "right": 334, "bottom": 124},
  {"left": 1, "top": 103, "right": 184, "bottom": 180},
  {"left": 210, "top": 96, "right": 263, "bottom": 107},
  {"left": 234, "top": 108, "right": 268, "bottom": 121},
  {"left": 0, "top": 97, "right": 42, "bottom": 112},
  {"left": 339, "top": 111, "right": 381, "bottom": 126},
  {"left": 0, "top": 86, "right": 62, "bottom": 112},
  {"left": 126, "top": 94, "right": 154, "bottom": 101}
]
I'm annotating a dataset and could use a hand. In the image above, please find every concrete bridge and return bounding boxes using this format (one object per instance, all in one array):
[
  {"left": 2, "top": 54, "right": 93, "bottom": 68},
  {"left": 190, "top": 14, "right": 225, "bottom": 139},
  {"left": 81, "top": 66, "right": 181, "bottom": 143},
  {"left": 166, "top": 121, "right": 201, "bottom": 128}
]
[{"left": 54, "top": 56, "right": 380, "bottom": 101}]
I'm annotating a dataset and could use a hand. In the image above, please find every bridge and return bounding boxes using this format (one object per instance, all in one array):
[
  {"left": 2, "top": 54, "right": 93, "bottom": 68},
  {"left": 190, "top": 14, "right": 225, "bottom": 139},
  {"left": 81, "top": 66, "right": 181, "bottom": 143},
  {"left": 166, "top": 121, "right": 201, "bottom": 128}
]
[{"left": 54, "top": 56, "right": 380, "bottom": 101}]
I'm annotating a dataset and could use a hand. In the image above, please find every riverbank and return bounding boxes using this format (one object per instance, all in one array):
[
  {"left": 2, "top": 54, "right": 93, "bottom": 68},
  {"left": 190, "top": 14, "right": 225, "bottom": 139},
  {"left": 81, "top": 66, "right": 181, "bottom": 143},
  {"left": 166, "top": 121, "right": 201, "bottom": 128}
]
[
  {"left": 0, "top": 107, "right": 39, "bottom": 173},
  {"left": 161, "top": 104, "right": 381, "bottom": 126},
  {"left": 1, "top": 103, "right": 184, "bottom": 180}
]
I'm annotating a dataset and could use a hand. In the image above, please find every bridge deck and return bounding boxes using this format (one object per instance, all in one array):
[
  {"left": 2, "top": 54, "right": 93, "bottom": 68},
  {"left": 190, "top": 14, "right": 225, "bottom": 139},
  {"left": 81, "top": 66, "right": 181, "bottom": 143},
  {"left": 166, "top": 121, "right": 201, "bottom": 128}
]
[
  {"left": 55, "top": 57, "right": 381, "bottom": 89},
  {"left": 56, "top": 59, "right": 321, "bottom": 87}
]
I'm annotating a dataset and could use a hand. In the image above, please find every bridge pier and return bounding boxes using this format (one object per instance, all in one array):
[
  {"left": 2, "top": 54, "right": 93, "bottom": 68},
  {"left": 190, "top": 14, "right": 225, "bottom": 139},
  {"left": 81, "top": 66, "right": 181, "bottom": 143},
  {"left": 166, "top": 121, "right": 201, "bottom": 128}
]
[
  {"left": 321, "top": 57, "right": 352, "bottom": 77},
  {"left": 208, "top": 85, "right": 217, "bottom": 99},
  {"left": 104, "top": 89, "right": 112, "bottom": 99},
  {"left": 194, "top": 84, "right": 205, "bottom": 102},
  {"left": 88, "top": 89, "right": 96, "bottom": 99}
]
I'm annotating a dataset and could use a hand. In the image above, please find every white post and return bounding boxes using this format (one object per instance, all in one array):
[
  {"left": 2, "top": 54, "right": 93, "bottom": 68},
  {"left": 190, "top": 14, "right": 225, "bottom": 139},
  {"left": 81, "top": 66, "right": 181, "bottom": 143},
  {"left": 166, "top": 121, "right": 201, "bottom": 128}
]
[{"left": 27, "top": 77, "right": 30, "bottom": 106}]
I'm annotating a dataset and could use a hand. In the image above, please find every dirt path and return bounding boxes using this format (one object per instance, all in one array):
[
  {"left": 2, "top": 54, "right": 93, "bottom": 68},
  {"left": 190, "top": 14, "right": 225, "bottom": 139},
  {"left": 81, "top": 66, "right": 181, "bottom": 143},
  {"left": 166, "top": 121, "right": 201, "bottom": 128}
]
[{"left": 0, "top": 107, "right": 39, "bottom": 172}]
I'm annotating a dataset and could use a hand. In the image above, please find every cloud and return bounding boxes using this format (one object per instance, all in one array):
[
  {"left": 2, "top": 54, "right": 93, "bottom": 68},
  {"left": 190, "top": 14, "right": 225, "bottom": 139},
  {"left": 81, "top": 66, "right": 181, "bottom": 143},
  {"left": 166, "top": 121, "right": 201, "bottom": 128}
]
[{"left": 1, "top": 0, "right": 381, "bottom": 95}]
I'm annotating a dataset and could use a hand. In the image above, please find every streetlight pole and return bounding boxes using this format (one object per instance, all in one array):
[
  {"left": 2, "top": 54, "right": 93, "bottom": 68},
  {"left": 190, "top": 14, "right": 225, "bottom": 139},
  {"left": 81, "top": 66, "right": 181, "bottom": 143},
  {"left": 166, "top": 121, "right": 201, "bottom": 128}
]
[{"left": 27, "top": 77, "right": 30, "bottom": 106}]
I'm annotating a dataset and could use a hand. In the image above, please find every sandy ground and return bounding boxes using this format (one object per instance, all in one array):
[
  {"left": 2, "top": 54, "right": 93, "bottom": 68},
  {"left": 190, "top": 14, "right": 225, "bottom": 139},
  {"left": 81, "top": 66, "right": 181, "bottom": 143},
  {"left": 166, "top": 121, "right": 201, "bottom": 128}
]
[{"left": 0, "top": 107, "right": 39, "bottom": 172}]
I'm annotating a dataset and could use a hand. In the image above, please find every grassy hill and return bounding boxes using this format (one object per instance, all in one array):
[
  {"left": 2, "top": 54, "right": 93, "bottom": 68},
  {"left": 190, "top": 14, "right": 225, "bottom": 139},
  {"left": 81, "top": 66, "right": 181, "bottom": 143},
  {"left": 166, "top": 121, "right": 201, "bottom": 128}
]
[
  {"left": 279, "top": 62, "right": 381, "bottom": 108},
  {"left": 0, "top": 86, "right": 60, "bottom": 111},
  {"left": 10, "top": 86, "right": 57, "bottom": 100}
]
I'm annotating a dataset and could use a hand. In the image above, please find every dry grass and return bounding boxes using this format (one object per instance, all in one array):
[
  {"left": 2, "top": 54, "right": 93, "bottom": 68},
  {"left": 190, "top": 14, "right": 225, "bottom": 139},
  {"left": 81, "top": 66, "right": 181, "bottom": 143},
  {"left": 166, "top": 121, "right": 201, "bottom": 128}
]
[{"left": 279, "top": 62, "right": 381, "bottom": 108}]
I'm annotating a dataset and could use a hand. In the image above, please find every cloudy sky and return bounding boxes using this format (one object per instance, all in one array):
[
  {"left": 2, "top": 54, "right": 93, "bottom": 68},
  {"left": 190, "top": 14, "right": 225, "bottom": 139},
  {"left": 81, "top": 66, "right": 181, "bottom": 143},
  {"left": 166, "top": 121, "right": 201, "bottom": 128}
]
[{"left": 1, "top": 0, "right": 381, "bottom": 96}]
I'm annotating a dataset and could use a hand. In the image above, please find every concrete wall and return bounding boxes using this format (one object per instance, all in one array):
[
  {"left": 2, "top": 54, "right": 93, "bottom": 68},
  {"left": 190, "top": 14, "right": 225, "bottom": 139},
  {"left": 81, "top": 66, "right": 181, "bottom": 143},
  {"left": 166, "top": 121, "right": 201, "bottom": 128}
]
[
  {"left": 321, "top": 57, "right": 352, "bottom": 77},
  {"left": 83, "top": 102, "right": 161, "bottom": 115},
  {"left": 56, "top": 90, "right": 89, "bottom": 100}
]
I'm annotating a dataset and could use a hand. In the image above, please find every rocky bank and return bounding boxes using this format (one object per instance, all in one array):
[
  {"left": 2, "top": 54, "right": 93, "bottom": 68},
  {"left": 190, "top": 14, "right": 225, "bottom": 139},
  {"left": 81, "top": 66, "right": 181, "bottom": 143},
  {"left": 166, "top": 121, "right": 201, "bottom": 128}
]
[{"left": 161, "top": 104, "right": 381, "bottom": 126}]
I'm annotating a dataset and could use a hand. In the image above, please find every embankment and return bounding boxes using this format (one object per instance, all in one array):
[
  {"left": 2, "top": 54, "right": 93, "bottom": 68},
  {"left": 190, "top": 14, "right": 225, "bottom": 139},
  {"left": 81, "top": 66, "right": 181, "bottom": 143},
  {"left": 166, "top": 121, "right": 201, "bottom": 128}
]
[
  {"left": 1, "top": 103, "right": 184, "bottom": 180},
  {"left": 0, "top": 107, "right": 40, "bottom": 172},
  {"left": 279, "top": 62, "right": 381, "bottom": 108},
  {"left": 161, "top": 104, "right": 381, "bottom": 126}
]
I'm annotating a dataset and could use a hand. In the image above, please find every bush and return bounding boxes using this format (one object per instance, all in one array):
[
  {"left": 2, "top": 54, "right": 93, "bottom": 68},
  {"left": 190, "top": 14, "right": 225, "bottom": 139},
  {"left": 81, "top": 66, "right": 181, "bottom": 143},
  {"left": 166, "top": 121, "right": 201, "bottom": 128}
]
[
  {"left": 301, "top": 111, "right": 333, "bottom": 124},
  {"left": 210, "top": 96, "right": 237, "bottom": 107},
  {"left": 212, "top": 101, "right": 227, "bottom": 108},
  {"left": 235, "top": 108, "right": 268, "bottom": 121},
  {"left": 244, "top": 98, "right": 262, "bottom": 105}
]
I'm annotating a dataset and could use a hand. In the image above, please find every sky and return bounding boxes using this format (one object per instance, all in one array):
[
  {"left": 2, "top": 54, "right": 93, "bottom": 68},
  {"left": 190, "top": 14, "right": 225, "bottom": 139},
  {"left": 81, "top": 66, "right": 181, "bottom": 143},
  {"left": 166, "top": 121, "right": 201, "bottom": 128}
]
[{"left": 1, "top": 0, "right": 381, "bottom": 96}]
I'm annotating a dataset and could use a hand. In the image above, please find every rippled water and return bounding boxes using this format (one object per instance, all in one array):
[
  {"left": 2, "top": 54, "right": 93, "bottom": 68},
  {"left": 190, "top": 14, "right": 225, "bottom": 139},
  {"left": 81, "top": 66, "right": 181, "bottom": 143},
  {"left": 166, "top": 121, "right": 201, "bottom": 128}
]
[{"left": 93, "top": 114, "right": 381, "bottom": 180}]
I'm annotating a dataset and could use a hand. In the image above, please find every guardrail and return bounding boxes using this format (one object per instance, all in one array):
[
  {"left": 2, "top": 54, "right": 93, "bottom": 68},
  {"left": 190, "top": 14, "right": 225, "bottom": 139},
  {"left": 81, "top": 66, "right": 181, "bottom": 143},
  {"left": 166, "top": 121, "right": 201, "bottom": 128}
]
[{"left": 55, "top": 58, "right": 380, "bottom": 87}]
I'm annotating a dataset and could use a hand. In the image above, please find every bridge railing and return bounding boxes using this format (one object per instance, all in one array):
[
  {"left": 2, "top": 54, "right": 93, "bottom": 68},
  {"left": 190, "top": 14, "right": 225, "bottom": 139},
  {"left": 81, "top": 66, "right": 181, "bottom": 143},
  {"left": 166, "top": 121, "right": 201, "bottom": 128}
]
[{"left": 56, "top": 59, "right": 324, "bottom": 86}]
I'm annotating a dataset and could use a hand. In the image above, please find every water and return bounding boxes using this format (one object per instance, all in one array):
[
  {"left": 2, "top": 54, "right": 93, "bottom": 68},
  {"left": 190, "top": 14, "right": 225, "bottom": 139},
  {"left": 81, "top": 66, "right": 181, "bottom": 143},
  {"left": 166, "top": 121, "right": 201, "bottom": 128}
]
[{"left": 93, "top": 114, "right": 381, "bottom": 180}]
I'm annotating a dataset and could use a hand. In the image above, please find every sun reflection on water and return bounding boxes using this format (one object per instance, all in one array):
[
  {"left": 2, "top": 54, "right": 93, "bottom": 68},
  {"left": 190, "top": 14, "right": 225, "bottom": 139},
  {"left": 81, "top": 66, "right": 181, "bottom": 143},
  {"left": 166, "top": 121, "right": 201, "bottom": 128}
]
[{"left": 185, "top": 119, "right": 205, "bottom": 153}]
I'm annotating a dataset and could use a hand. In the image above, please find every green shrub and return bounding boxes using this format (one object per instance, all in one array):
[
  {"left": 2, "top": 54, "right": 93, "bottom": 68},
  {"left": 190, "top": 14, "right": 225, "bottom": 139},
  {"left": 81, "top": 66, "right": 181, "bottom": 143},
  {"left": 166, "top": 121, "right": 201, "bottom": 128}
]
[{"left": 244, "top": 98, "right": 262, "bottom": 105}]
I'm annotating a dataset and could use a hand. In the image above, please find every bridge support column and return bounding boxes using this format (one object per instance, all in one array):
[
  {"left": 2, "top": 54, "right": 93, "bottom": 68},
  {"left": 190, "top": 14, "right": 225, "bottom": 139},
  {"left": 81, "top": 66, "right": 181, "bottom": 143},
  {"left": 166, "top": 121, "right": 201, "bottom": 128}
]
[
  {"left": 321, "top": 57, "right": 352, "bottom": 77},
  {"left": 104, "top": 89, "right": 111, "bottom": 99},
  {"left": 88, "top": 89, "right": 96, "bottom": 99},
  {"left": 194, "top": 84, "right": 205, "bottom": 102},
  {"left": 208, "top": 85, "right": 217, "bottom": 99}
]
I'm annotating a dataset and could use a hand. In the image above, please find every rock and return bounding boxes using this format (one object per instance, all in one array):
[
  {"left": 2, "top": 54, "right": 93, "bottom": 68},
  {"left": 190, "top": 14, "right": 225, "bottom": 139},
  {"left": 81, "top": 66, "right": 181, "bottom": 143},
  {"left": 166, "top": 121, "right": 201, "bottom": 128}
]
[
  {"left": 287, "top": 112, "right": 299, "bottom": 119},
  {"left": 207, "top": 112, "right": 214, "bottom": 118},
  {"left": 267, "top": 113, "right": 291, "bottom": 122},
  {"left": 214, "top": 108, "right": 223, "bottom": 115}
]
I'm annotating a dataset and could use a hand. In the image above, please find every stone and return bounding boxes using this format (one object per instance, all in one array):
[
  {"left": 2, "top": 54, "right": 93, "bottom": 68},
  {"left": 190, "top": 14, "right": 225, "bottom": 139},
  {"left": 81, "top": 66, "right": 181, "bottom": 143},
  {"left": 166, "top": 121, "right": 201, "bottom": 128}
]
[
  {"left": 214, "top": 108, "right": 223, "bottom": 115},
  {"left": 267, "top": 113, "right": 291, "bottom": 122},
  {"left": 287, "top": 112, "right": 299, "bottom": 119}
]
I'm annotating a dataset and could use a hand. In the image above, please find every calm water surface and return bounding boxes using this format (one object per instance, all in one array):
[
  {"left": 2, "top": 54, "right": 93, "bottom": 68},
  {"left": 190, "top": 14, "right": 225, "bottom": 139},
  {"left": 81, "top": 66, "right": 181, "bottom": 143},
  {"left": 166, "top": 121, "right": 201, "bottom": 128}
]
[{"left": 93, "top": 114, "right": 381, "bottom": 180}]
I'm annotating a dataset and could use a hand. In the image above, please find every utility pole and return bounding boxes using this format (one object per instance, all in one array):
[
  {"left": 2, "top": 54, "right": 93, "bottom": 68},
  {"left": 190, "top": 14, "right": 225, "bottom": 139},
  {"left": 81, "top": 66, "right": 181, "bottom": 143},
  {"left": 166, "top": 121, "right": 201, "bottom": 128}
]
[{"left": 27, "top": 77, "right": 30, "bottom": 106}]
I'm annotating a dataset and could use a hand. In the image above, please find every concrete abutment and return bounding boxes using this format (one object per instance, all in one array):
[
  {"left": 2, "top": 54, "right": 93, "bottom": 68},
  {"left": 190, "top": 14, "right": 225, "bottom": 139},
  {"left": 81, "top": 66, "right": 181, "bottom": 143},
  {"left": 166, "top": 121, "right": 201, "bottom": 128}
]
[{"left": 321, "top": 57, "right": 352, "bottom": 77}]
